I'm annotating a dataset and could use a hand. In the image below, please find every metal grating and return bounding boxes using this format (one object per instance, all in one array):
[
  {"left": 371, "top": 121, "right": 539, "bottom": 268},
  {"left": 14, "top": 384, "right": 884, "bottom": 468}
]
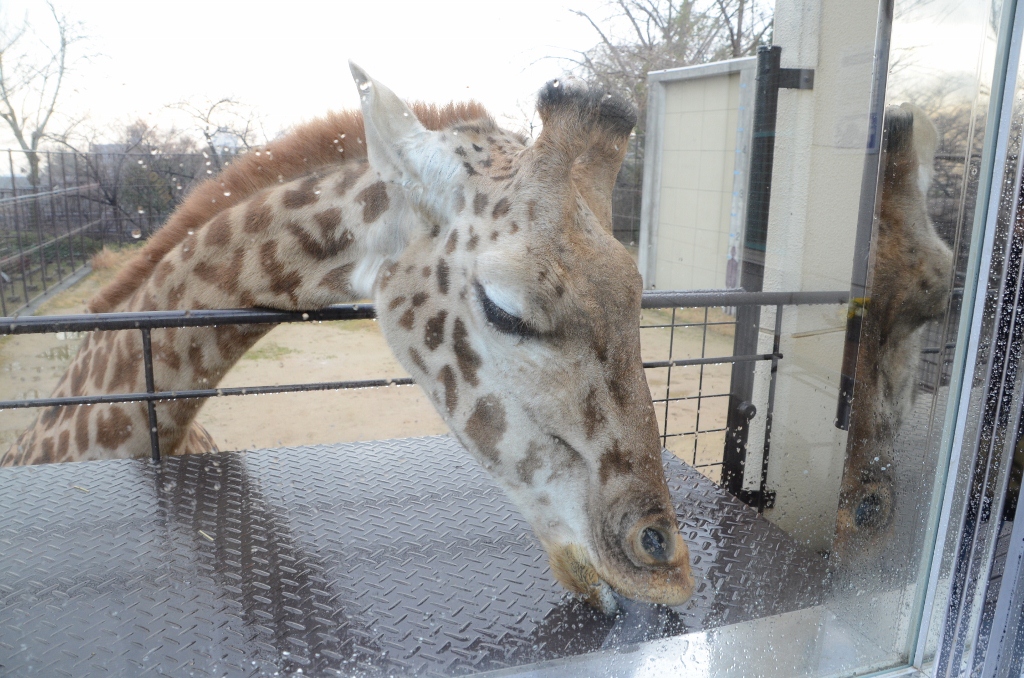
[{"left": 0, "top": 435, "right": 829, "bottom": 677}]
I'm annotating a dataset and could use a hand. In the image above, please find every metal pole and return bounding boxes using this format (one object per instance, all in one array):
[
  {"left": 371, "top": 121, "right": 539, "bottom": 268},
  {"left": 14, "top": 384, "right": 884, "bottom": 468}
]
[
  {"left": 8, "top": 151, "right": 31, "bottom": 307},
  {"left": 723, "top": 46, "right": 783, "bottom": 498},
  {"left": 140, "top": 328, "right": 161, "bottom": 462},
  {"left": 45, "top": 151, "right": 65, "bottom": 284}
]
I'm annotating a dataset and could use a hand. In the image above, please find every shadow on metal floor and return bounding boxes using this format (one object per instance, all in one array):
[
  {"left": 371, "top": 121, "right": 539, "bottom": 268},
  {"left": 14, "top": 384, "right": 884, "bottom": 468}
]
[{"left": 0, "top": 435, "right": 829, "bottom": 677}]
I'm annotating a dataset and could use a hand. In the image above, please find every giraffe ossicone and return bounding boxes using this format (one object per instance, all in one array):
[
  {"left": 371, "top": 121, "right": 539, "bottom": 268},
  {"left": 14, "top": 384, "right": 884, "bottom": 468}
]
[{"left": 4, "top": 64, "right": 694, "bottom": 612}]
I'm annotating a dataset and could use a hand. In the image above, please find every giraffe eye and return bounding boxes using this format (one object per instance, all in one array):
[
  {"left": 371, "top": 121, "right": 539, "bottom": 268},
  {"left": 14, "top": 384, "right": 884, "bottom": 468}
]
[{"left": 476, "top": 283, "right": 537, "bottom": 338}]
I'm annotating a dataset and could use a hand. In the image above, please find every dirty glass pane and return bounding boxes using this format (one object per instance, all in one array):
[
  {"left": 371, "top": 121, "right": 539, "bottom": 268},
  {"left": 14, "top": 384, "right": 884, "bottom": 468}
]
[{"left": 0, "top": 0, "right": 1016, "bottom": 676}]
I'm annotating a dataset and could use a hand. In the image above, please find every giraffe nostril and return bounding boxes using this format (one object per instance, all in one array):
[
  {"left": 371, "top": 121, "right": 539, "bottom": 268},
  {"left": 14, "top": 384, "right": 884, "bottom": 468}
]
[{"left": 640, "top": 527, "right": 669, "bottom": 562}]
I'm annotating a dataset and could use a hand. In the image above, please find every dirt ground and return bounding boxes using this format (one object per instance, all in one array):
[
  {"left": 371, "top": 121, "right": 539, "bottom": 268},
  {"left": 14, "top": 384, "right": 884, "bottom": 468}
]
[{"left": 0, "top": 247, "right": 734, "bottom": 479}]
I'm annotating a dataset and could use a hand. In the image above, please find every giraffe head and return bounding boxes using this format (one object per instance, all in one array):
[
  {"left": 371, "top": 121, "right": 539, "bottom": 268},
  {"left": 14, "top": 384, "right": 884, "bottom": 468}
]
[{"left": 351, "top": 64, "right": 693, "bottom": 612}]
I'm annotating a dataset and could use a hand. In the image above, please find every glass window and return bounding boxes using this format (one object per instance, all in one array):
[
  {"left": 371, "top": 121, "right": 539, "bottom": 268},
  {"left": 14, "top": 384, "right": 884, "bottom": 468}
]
[{"left": 0, "top": 1, "right": 1022, "bottom": 676}]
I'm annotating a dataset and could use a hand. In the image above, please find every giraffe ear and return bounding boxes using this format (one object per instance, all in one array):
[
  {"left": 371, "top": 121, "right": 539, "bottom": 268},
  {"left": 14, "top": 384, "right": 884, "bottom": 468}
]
[{"left": 350, "top": 62, "right": 462, "bottom": 224}]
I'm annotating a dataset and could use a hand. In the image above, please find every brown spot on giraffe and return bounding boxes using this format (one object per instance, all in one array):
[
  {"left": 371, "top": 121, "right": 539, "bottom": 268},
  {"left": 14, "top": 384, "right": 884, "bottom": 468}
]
[
  {"left": 56, "top": 430, "right": 70, "bottom": 461},
  {"left": 408, "top": 347, "right": 429, "bottom": 374},
  {"left": 527, "top": 200, "right": 537, "bottom": 222},
  {"left": 319, "top": 264, "right": 354, "bottom": 295},
  {"left": 421, "top": 265, "right": 432, "bottom": 278},
  {"left": 454, "top": 187, "right": 466, "bottom": 213},
  {"left": 38, "top": 437, "right": 55, "bottom": 464},
  {"left": 96, "top": 406, "right": 134, "bottom": 449},
  {"left": 509, "top": 221, "right": 520, "bottom": 235},
  {"left": 259, "top": 241, "right": 303, "bottom": 303},
  {"left": 108, "top": 341, "right": 139, "bottom": 393},
  {"left": 204, "top": 212, "right": 232, "bottom": 247},
  {"left": 153, "top": 338, "right": 182, "bottom": 372},
  {"left": 473, "top": 192, "right": 488, "bottom": 215},
  {"left": 244, "top": 195, "right": 274, "bottom": 233},
  {"left": 59, "top": 404, "right": 75, "bottom": 425},
  {"left": 437, "top": 260, "right": 450, "bottom": 295},
  {"left": 445, "top": 231, "right": 459, "bottom": 254},
  {"left": 492, "top": 197, "right": 510, "bottom": 219},
  {"left": 599, "top": 441, "right": 632, "bottom": 484},
  {"left": 356, "top": 181, "right": 389, "bottom": 223},
  {"left": 399, "top": 308, "right": 416, "bottom": 330},
  {"left": 90, "top": 345, "right": 110, "bottom": 389},
  {"left": 424, "top": 310, "right": 448, "bottom": 350},
  {"left": 287, "top": 217, "right": 354, "bottom": 260},
  {"left": 467, "top": 228, "right": 479, "bottom": 251},
  {"left": 282, "top": 175, "right": 320, "bottom": 209},
  {"left": 583, "top": 388, "right": 606, "bottom": 439},
  {"left": 187, "top": 343, "right": 212, "bottom": 385},
  {"left": 465, "top": 395, "right": 507, "bottom": 465},
  {"left": 39, "top": 406, "right": 60, "bottom": 428},
  {"left": 439, "top": 364, "right": 458, "bottom": 415},
  {"left": 412, "top": 291, "right": 429, "bottom": 306},
  {"left": 388, "top": 295, "right": 407, "bottom": 311},
  {"left": 167, "top": 282, "right": 187, "bottom": 309},
  {"left": 453, "top": 318, "right": 481, "bottom": 386},
  {"left": 516, "top": 444, "right": 544, "bottom": 485}
]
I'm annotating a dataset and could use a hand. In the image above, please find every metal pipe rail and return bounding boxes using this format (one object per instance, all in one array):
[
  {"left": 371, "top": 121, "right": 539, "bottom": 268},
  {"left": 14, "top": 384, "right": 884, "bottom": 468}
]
[{"left": 0, "top": 289, "right": 850, "bottom": 472}]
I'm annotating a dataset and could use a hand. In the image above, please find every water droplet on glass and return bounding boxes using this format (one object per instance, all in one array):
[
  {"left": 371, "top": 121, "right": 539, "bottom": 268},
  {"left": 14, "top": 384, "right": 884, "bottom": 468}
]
[
  {"left": 187, "top": 230, "right": 194, "bottom": 235},
  {"left": 131, "top": 228, "right": 142, "bottom": 239},
  {"left": 358, "top": 80, "right": 372, "bottom": 92},
  {"left": 552, "top": 79, "right": 560, "bottom": 88},
  {"left": 223, "top": 191, "right": 231, "bottom": 197},
  {"left": 137, "top": 207, "right": 145, "bottom": 214}
]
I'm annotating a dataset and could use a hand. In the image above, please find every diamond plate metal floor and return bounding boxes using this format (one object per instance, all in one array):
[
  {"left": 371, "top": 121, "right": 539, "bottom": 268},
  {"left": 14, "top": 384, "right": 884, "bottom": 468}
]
[{"left": 0, "top": 435, "right": 828, "bottom": 677}]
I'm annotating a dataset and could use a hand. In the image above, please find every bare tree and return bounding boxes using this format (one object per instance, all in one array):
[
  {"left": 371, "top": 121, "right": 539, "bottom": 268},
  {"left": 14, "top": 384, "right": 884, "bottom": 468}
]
[
  {"left": 170, "top": 97, "right": 264, "bottom": 172},
  {"left": 569, "top": 0, "right": 773, "bottom": 125},
  {"left": 54, "top": 119, "right": 202, "bottom": 239},
  {"left": 711, "top": 0, "right": 773, "bottom": 59},
  {"left": 0, "top": 2, "right": 84, "bottom": 186}
]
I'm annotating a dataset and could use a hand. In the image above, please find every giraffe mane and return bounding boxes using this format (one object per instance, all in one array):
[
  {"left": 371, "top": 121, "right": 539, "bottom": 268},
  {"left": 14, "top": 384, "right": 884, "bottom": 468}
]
[{"left": 88, "top": 101, "right": 492, "bottom": 314}]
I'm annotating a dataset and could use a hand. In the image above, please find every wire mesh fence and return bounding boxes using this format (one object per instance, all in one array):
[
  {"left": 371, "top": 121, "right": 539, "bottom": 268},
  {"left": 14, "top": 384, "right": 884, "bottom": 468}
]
[{"left": 0, "top": 148, "right": 225, "bottom": 317}]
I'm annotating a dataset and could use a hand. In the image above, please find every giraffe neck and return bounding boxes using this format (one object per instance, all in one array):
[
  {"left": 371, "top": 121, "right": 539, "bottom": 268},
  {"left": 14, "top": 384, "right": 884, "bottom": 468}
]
[{"left": 4, "top": 159, "right": 408, "bottom": 465}]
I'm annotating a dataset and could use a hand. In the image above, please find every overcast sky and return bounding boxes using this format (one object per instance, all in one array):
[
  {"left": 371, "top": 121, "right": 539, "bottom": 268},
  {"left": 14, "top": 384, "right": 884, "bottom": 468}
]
[{"left": 1, "top": 0, "right": 621, "bottom": 151}]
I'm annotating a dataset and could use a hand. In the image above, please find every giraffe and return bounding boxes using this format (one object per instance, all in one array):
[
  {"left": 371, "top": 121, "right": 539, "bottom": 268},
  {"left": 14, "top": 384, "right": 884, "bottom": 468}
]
[
  {"left": 1, "top": 65, "right": 694, "bottom": 612},
  {"left": 835, "top": 103, "right": 954, "bottom": 550}
]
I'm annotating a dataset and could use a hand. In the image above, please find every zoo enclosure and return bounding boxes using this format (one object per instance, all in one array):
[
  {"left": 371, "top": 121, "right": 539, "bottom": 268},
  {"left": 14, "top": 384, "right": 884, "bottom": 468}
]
[
  {"left": 0, "top": 148, "right": 225, "bottom": 317},
  {"left": 0, "top": 288, "right": 849, "bottom": 511}
]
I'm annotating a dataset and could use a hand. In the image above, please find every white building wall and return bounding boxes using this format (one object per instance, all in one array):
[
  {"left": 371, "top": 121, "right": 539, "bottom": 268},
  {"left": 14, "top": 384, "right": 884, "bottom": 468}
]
[{"left": 753, "top": 0, "right": 880, "bottom": 550}]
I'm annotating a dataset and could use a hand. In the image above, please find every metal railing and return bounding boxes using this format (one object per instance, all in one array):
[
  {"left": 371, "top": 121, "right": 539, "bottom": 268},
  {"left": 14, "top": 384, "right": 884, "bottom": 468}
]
[{"left": 0, "top": 288, "right": 850, "bottom": 511}]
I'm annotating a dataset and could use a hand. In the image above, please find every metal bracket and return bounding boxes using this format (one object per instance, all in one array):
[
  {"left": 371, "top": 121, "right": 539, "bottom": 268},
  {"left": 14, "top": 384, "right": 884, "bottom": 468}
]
[{"left": 779, "top": 68, "right": 815, "bottom": 90}]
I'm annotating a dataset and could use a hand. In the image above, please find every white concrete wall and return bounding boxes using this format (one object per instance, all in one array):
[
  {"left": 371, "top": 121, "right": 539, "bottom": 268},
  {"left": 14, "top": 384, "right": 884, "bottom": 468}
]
[{"left": 751, "top": 0, "right": 881, "bottom": 550}]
